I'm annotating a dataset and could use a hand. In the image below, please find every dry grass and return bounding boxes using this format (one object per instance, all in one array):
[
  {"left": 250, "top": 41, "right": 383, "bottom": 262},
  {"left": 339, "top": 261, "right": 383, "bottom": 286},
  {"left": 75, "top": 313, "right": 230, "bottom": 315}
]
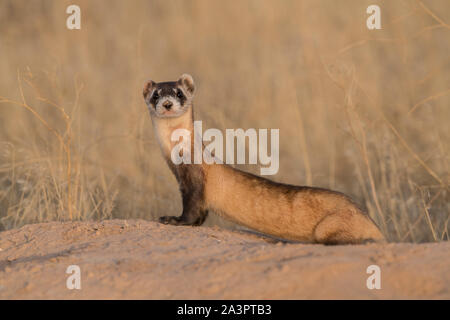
[{"left": 0, "top": 0, "right": 448, "bottom": 242}]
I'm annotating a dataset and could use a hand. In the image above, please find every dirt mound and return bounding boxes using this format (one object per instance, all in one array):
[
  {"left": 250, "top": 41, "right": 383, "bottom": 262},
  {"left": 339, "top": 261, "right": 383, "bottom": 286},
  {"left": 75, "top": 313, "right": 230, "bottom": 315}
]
[{"left": 0, "top": 220, "right": 448, "bottom": 299}]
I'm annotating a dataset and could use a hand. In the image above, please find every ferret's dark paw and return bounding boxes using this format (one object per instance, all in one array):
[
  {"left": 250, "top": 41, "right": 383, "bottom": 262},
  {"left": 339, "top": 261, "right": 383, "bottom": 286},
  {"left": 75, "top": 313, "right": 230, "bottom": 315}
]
[{"left": 158, "top": 216, "right": 181, "bottom": 225}]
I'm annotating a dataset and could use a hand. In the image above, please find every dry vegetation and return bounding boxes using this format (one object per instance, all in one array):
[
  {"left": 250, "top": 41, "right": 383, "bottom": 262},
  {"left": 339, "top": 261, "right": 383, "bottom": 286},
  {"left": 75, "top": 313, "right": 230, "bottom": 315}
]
[{"left": 0, "top": 0, "right": 448, "bottom": 242}]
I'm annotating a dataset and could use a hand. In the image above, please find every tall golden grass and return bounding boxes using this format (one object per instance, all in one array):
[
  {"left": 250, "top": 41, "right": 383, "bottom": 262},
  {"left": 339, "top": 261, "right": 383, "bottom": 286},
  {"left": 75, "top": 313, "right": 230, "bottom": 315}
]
[{"left": 0, "top": 0, "right": 448, "bottom": 242}]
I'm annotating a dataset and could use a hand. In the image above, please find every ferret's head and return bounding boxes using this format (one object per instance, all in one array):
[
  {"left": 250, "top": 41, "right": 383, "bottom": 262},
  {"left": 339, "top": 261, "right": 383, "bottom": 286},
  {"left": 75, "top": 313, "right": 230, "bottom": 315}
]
[{"left": 143, "top": 74, "right": 195, "bottom": 118}]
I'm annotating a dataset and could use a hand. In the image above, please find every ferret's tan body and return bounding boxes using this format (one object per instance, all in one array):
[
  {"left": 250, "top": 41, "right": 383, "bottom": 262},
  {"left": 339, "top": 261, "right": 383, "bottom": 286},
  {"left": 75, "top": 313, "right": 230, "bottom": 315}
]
[
  {"left": 205, "top": 163, "right": 384, "bottom": 243},
  {"left": 144, "top": 74, "right": 385, "bottom": 245}
]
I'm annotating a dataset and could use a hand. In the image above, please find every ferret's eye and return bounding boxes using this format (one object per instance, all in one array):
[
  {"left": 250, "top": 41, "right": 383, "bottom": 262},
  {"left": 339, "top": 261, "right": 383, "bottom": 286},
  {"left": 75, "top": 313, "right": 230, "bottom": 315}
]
[
  {"left": 176, "top": 90, "right": 184, "bottom": 99},
  {"left": 152, "top": 92, "right": 159, "bottom": 100}
]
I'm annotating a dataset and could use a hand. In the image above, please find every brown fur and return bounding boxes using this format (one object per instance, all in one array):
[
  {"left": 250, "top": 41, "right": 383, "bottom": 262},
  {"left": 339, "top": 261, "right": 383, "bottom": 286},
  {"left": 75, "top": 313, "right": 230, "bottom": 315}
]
[
  {"left": 204, "top": 163, "right": 385, "bottom": 243},
  {"left": 144, "top": 75, "right": 385, "bottom": 245}
]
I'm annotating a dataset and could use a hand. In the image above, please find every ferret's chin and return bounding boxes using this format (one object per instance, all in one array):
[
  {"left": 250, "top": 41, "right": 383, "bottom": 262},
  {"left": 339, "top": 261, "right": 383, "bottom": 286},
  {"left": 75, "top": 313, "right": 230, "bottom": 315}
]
[{"left": 155, "top": 110, "right": 186, "bottom": 118}]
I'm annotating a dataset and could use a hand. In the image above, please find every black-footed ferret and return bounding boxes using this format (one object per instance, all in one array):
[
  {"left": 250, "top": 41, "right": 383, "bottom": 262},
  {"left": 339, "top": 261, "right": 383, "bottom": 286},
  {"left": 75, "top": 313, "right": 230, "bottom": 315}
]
[{"left": 143, "top": 74, "right": 385, "bottom": 245}]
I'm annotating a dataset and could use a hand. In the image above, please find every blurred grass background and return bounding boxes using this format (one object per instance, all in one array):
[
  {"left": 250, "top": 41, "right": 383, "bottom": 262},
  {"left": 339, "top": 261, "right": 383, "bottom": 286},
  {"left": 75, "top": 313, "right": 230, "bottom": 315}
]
[{"left": 0, "top": 0, "right": 448, "bottom": 242}]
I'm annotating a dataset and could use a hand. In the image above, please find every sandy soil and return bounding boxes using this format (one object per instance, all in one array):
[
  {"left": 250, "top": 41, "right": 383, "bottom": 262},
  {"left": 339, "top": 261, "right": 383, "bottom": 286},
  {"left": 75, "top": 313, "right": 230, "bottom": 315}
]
[{"left": 0, "top": 219, "right": 448, "bottom": 299}]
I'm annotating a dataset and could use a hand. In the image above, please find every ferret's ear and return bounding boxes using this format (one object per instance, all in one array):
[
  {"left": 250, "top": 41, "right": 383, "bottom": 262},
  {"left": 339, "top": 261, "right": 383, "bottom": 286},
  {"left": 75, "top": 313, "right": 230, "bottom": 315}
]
[
  {"left": 178, "top": 74, "right": 195, "bottom": 96},
  {"left": 143, "top": 80, "right": 155, "bottom": 99}
]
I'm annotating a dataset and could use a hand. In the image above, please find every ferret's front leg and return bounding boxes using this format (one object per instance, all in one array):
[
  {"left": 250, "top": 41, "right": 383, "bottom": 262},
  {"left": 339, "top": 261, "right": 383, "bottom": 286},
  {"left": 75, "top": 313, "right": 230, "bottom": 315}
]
[
  {"left": 158, "top": 209, "right": 208, "bottom": 226},
  {"left": 158, "top": 193, "right": 208, "bottom": 226},
  {"left": 158, "top": 165, "right": 208, "bottom": 226}
]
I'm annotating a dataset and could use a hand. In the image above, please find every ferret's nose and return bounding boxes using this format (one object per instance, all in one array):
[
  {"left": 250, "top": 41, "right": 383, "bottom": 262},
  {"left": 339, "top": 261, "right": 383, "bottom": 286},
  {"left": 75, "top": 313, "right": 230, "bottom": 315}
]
[{"left": 163, "top": 101, "right": 173, "bottom": 110}]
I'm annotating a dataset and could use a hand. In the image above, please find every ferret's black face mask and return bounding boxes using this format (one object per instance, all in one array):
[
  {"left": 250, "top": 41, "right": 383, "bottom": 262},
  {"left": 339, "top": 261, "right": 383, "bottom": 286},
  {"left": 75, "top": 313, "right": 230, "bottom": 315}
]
[{"left": 143, "top": 74, "right": 195, "bottom": 118}]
